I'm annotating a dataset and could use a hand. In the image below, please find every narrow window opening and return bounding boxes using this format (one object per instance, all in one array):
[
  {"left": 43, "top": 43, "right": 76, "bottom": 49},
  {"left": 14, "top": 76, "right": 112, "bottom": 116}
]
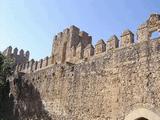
[{"left": 150, "top": 31, "right": 160, "bottom": 40}]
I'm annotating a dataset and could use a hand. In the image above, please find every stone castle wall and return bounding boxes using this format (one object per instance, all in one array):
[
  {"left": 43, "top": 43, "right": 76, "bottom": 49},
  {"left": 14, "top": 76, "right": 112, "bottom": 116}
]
[
  {"left": 7, "top": 14, "right": 160, "bottom": 120},
  {"left": 15, "top": 14, "right": 160, "bottom": 74}
]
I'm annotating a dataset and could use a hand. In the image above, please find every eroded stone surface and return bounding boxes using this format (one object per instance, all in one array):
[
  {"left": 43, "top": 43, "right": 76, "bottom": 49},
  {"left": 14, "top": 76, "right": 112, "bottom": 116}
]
[{"left": 4, "top": 14, "right": 160, "bottom": 120}]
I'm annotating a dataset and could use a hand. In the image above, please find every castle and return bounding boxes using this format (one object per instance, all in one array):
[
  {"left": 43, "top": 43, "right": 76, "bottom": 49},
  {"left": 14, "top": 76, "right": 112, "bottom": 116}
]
[{"left": 3, "top": 14, "right": 160, "bottom": 120}]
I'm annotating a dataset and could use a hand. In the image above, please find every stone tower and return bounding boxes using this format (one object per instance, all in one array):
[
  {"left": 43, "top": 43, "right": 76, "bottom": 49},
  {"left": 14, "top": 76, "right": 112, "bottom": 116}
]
[{"left": 51, "top": 25, "right": 92, "bottom": 64}]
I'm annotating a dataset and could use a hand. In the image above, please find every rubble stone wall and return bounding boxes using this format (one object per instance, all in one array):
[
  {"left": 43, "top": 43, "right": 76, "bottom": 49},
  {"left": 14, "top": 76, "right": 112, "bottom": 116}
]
[{"left": 8, "top": 14, "right": 160, "bottom": 120}]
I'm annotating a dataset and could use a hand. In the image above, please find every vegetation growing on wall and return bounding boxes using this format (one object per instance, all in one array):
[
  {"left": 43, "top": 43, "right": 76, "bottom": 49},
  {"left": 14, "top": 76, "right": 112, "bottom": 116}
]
[{"left": 0, "top": 53, "right": 14, "bottom": 120}]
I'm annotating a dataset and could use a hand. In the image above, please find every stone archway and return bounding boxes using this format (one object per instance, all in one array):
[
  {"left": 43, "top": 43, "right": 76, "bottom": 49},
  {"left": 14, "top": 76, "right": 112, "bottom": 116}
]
[{"left": 124, "top": 108, "right": 160, "bottom": 120}]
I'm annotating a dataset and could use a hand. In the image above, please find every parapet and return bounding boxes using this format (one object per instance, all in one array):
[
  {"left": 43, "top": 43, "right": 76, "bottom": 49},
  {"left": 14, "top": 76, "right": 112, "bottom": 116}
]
[
  {"left": 3, "top": 47, "right": 30, "bottom": 59},
  {"left": 16, "top": 55, "right": 55, "bottom": 73},
  {"left": 13, "top": 13, "right": 160, "bottom": 73},
  {"left": 3, "top": 46, "right": 30, "bottom": 65}
]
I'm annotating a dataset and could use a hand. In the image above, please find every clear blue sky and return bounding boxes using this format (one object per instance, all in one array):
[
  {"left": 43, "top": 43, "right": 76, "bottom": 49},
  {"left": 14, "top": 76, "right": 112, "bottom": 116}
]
[{"left": 0, "top": 0, "right": 160, "bottom": 60}]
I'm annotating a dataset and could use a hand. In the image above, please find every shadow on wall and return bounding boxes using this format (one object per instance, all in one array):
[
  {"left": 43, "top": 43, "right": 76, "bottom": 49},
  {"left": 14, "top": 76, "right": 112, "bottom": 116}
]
[
  {"left": 0, "top": 80, "right": 15, "bottom": 120},
  {"left": 9, "top": 73, "right": 52, "bottom": 120},
  {"left": 135, "top": 117, "right": 148, "bottom": 120}
]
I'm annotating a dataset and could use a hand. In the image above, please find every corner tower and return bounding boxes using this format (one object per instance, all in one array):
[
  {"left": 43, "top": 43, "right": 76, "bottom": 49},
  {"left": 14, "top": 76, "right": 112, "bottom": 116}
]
[{"left": 51, "top": 25, "right": 92, "bottom": 64}]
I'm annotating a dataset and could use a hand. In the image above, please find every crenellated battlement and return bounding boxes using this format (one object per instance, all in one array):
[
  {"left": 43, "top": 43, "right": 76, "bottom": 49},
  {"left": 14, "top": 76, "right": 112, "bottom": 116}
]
[
  {"left": 3, "top": 46, "right": 30, "bottom": 64},
  {"left": 5, "top": 13, "right": 160, "bottom": 73},
  {"left": 3, "top": 46, "right": 30, "bottom": 59},
  {"left": 16, "top": 55, "right": 53, "bottom": 73}
]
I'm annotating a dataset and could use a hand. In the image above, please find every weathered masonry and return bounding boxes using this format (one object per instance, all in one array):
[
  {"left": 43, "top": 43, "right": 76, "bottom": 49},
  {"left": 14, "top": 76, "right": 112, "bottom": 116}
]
[{"left": 4, "top": 14, "right": 160, "bottom": 120}]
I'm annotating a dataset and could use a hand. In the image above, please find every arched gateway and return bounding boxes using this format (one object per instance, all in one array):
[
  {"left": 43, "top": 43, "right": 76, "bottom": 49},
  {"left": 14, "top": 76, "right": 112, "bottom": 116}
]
[{"left": 124, "top": 108, "right": 160, "bottom": 120}]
